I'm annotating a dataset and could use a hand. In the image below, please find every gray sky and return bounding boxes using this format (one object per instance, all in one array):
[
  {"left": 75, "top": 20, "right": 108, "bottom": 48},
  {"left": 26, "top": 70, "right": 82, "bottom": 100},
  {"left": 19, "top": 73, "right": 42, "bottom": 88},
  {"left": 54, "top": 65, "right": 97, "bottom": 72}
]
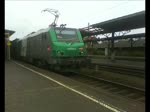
[{"left": 5, "top": 0, "right": 145, "bottom": 40}]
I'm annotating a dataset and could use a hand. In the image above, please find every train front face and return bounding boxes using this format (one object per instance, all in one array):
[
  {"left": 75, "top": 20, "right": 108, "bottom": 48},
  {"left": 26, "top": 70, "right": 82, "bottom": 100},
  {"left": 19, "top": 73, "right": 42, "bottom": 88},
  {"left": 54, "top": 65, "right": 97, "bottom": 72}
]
[{"left": 49, "top": 27, "right": 89, "bottom": 66}]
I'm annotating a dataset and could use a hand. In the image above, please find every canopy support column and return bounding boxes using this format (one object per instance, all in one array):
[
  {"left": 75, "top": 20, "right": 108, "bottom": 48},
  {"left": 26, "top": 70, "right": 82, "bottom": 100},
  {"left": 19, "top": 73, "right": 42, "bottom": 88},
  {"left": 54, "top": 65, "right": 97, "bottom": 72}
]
[{"left": 110, "top": 32, "right": 115, "bottom": 61}]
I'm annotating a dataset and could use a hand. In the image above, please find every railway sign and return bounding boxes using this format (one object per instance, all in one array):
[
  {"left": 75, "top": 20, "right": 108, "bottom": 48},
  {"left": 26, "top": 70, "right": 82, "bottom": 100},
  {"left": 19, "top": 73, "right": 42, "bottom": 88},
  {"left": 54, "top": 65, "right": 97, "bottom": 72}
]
[{"left": 7, "top": 41, "right": 11, "bottom": 46}]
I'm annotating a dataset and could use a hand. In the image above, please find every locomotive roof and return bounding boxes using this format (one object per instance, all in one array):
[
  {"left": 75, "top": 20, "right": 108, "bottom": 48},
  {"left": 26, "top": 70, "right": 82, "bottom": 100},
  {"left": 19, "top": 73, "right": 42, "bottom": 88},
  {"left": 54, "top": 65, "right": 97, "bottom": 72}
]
[
  {"left": 22, "top": 27, "right": 50, "bottom": 39},
  {"left": 22, "top": 27, "right": 78, "bottom": 40},
  {"left": 54, "top": 27, "right": 77, "bottom": 30}
]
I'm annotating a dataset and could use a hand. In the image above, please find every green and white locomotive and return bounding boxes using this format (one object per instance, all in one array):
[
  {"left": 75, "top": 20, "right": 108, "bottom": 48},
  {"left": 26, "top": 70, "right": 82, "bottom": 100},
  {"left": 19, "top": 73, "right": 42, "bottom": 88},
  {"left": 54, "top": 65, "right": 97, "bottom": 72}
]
[{"left": 11, "top": 26, "right": 90, "bottom": 70}]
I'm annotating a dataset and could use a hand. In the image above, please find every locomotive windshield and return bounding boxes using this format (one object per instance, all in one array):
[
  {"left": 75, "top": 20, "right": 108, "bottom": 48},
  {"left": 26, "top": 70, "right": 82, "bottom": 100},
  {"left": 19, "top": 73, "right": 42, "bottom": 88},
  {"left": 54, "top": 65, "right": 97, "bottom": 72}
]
[{"left": 55, "top": 29, "right": 80, "bottom": 42}]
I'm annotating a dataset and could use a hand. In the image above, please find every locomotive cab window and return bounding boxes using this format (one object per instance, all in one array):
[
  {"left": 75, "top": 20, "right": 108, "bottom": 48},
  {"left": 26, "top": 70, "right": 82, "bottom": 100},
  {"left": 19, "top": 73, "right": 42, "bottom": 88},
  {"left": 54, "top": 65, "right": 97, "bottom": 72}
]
[{"left": 55, "top": 29, "right": 80, "bottom": 42}]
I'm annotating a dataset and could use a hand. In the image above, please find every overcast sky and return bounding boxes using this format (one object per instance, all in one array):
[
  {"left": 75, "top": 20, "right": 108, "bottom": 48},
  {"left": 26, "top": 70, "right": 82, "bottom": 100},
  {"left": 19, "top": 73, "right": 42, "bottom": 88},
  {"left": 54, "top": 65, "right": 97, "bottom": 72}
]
[{"left": 5, "top": 0, "right": 145, "bottom": 40}]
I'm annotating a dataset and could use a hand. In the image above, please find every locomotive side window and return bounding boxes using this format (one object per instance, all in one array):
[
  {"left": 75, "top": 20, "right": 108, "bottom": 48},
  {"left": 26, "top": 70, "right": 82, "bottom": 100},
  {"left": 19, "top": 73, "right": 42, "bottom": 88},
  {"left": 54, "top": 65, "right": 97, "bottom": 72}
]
[{"left": 55, "top": 29, "right": 80, "bottom": 42}]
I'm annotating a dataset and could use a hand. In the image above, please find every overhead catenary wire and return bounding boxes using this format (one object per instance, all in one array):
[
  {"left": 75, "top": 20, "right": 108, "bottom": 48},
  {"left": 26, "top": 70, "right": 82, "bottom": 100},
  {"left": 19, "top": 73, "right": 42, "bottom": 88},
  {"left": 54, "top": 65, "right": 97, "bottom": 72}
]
[{"left": 79, "top": 1, "right": 130, "bottom": 27}]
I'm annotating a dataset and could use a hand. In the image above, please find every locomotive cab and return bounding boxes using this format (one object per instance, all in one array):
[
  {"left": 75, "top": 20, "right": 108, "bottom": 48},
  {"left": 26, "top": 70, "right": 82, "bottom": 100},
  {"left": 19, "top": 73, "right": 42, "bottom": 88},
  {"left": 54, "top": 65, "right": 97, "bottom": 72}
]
[{"left": 48, "top": 27, "right": 89, "bottom": 67}]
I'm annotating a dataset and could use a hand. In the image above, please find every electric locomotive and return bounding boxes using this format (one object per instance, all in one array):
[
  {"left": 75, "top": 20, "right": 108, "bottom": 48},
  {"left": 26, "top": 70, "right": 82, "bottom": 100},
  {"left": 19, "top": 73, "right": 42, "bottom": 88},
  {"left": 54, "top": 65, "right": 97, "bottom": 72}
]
[{"left": 12, "top": 26, "right": 90, "bottom": 70}]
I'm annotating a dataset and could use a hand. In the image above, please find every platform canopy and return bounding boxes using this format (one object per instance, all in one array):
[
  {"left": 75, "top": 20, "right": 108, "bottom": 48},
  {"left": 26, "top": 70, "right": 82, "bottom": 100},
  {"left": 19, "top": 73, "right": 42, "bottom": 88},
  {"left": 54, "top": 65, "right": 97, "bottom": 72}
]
[
  {"left": 5, "top": 29, "right": 15, "bottom": 37},
  {"left": 80, "top": 11, "right": 145, "bottom": 37}
]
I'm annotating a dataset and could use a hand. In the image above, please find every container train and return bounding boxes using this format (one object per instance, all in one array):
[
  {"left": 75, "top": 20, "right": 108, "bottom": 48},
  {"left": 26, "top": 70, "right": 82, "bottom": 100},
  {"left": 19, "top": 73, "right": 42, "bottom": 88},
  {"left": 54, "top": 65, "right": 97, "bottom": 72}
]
[{"left": 11, "top": 26, "right": 90, "bottom": 71}]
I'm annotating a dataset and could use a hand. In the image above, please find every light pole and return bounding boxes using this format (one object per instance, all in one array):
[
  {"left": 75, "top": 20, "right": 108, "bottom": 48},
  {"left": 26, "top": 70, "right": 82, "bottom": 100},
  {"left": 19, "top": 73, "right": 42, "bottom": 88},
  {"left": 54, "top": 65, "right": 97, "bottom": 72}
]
[{"left": 5, "top": 33, "right": 11, "bottom": 60}]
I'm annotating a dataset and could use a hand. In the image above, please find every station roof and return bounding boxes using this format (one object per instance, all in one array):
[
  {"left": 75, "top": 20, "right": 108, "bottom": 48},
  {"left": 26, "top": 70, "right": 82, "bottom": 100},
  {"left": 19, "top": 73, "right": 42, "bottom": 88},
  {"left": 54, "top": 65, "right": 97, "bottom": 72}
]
[
  {"left": 5, "top": 29, "right": 15, "bottom": 37},
  {"left": 80, "top": 11, "right": 145, "bottom": 37},
  {"left": 84, "top": 33, "right": 145, "bottom": 42}
]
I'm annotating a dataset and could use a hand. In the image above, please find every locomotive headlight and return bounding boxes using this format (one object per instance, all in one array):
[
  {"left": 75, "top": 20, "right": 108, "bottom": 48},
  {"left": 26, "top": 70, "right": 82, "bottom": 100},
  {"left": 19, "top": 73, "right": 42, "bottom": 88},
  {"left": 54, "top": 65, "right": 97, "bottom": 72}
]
[
  {"left": 57, "top": 50, "right": 61, "bottom": 54},
  {"left": 79, "top": 51, "right": 84, "bottom": 55},
  {"left": 57, "top": 50, "right": 64, "bottom": 56}
]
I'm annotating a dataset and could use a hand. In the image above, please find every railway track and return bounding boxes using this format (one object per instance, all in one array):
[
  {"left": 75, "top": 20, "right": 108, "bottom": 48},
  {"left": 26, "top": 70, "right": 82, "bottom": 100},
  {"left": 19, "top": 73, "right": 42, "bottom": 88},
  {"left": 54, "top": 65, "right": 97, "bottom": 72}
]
[
  {"left": 29, "top": 61, "right": 145, "bottom": 104},
  {"left": 65, "top": 71, "right": 145, "bottom": 103},
  {"left": 87, "top": 64, "right": 145, "bottom": 78},
  {"left": 13, "top": 60, "right": 145, "bottom": 103}
]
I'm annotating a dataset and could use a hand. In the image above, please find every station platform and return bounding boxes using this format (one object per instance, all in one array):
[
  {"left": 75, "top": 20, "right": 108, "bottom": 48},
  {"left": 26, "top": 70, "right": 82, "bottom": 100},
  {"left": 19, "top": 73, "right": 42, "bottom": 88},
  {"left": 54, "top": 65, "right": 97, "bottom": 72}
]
[
  {"left": 5, "top": 60, "right": 113, "bottom": 112},
  {"left": 5, "top": 60, "right": 145, "bottom": 112}
]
